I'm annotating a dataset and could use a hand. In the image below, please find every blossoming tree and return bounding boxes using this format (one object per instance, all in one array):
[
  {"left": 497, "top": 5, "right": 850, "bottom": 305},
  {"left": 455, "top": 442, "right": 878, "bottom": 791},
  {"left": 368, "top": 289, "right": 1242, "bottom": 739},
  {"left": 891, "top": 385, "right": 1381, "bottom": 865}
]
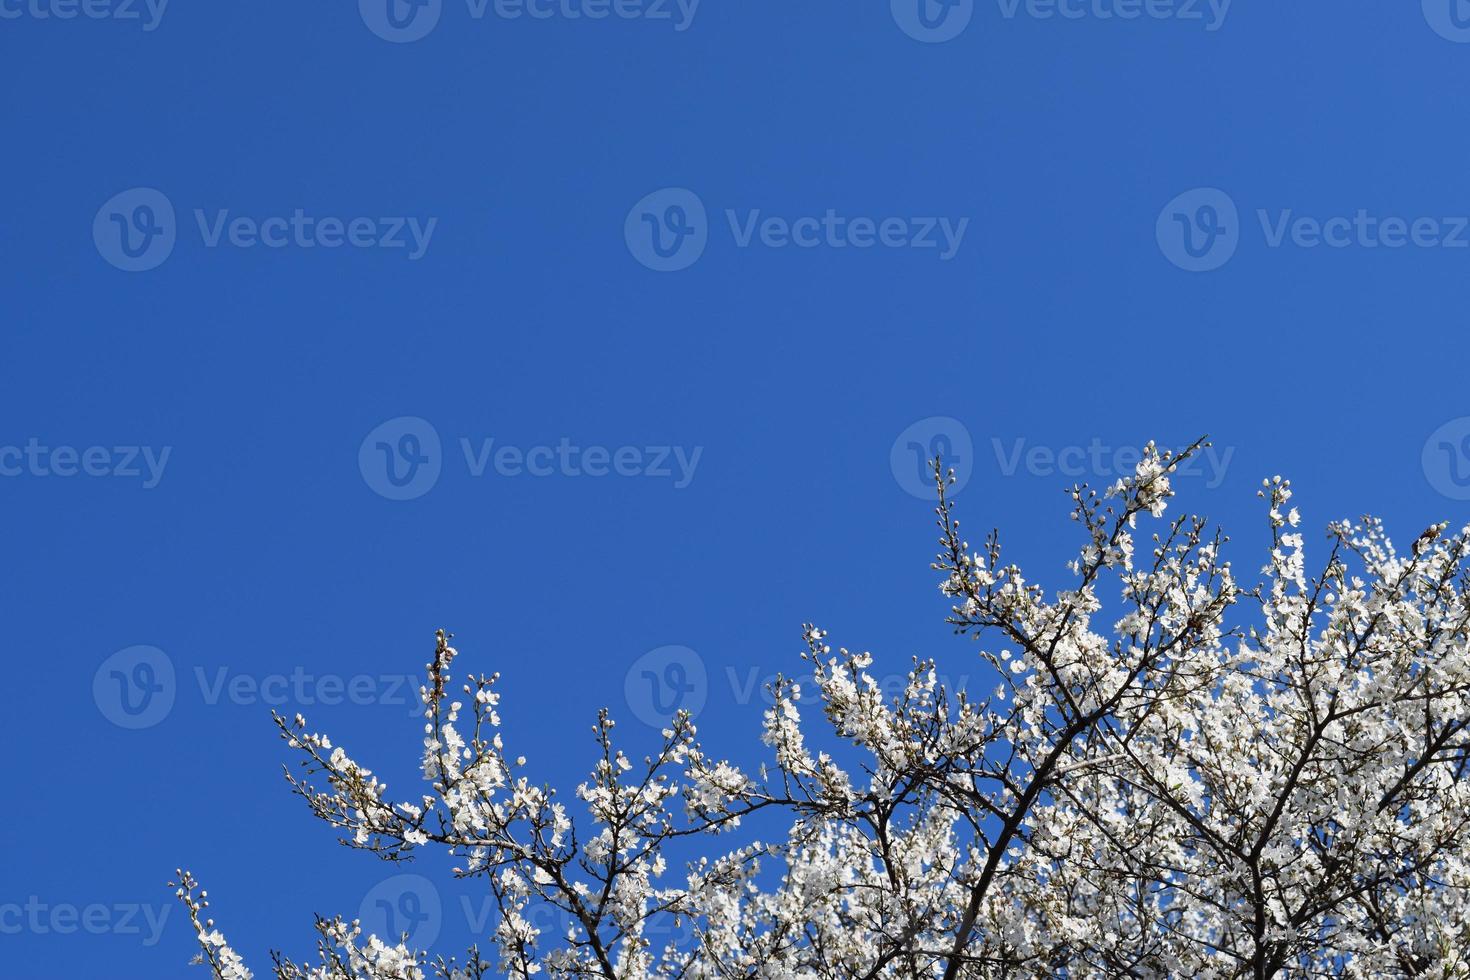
[{"left": 175, "top": 441, "right": 1470, "bottom": 978}]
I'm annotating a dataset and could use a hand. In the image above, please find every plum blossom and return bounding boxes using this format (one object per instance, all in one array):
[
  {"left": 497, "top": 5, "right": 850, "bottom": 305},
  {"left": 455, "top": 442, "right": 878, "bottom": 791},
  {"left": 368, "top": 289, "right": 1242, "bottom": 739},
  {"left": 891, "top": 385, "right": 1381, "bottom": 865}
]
[{"left": 177, "top": 441, "right": 1470, "bottom": 979}]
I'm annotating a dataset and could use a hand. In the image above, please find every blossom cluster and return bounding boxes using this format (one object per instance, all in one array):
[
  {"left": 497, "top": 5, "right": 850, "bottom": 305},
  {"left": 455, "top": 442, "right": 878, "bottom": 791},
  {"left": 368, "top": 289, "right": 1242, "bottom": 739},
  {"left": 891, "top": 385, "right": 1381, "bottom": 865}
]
[{"left": 178, "top": 441, "right": 1470, "bottom": 978}]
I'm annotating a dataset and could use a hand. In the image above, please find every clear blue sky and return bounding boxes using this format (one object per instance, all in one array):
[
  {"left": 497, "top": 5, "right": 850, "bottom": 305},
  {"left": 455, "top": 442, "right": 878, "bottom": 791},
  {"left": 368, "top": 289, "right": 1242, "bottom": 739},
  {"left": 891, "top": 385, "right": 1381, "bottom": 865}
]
[{"left": 4, "top": 2, "right": 1470, "bottom": 975}]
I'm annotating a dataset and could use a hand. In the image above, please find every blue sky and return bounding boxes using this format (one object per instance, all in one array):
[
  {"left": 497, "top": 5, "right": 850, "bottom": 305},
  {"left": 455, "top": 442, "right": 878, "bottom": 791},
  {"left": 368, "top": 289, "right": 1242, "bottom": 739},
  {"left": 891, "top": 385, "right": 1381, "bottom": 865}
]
[{"left": 4, "top": 1, "right": 1470, "bottom": 975}]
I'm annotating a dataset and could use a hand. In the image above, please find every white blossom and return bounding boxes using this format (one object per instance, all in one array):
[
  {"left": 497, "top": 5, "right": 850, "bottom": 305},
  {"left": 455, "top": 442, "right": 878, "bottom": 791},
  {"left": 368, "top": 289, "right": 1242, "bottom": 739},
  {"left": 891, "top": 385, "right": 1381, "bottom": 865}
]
[{"left": 177, "top": 441, "right": 1470, "bottom": 980}]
